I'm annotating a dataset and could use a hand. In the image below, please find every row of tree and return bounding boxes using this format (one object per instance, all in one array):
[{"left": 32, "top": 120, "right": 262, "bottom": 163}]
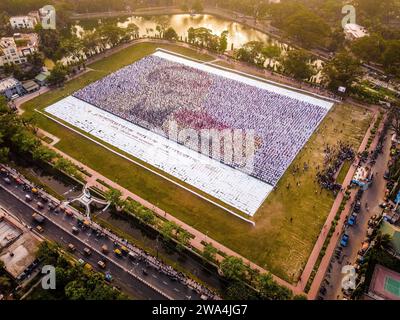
[
  {"left": 34, "top": 241, "right": 127, "bottom": 300},
  {"left": 0, "top": 97, "right": 83, "bottom": 179}
]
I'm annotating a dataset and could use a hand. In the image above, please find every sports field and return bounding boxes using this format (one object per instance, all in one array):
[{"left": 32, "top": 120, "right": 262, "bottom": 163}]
[{"left": 21, "top": 42, "right": 373, "bottom": 282}]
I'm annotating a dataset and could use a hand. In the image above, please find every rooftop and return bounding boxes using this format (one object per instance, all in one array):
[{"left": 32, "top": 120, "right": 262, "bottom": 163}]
[
  {"left": 0, "top": 78, "right": 20, "bottom": 93},
  {"left": 0, "top": 207, "right": 41, "bottom": 279},
  {"left": 344, "top": 23, "right": 369, "bottom": 39},
  {"left": 368, "top": 264, "right": 400, "bottom": 300}
]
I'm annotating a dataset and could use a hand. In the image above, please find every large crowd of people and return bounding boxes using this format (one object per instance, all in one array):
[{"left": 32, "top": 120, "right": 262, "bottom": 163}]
[
  {"left": 74, "top": 55, "right": 329, "bottom": 186},
  {"left": 317, "top": 142, "right": 355, "bottom": 191}
]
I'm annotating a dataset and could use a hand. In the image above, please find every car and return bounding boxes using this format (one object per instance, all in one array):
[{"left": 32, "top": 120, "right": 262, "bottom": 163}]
[
  {"left": 83, "top": 247, "right": 92, "bottom": 256},
  {"left": 78, "top": 258, "right": 85, "bottom": 265},
  {"left": 36, "top": 202, "right": 44, "bottom": 209},
  {"left": 72, "top": 226, "right": 79, "bottom": 234},
  {"left": 379, "top": 202, "right": 388, "bottom": 209},
  {"left": 68, "top": 243, "right": 76, "bottom": 252},
  {"left": 105, "top": 272, "right": 112, "bottom": 282},
  {"left": 98, "top": 260, "right": 106, "bottom": 269},
  {"left": 347, "top": 213, "right": 357, "bottom": 226},
  {"left": 340, "top": 233, "right": 350, "bottom": 247},
  {"left": 3, "top": 177, "right": 11, "bottom": 184},
  {"left": 36, "top": 225, "right": 44, "bottom": 233},
  {"left": 25, "top": 194, "right": 32, "bottom": 202},
  {"left": 114, "top": 249, "right": 122, "bottom": 257},
  {"left": 142, "top": 268, "right": 148, "bottom": 276}
]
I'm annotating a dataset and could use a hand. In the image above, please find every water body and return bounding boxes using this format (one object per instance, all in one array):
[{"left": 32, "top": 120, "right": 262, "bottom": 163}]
[
  {"left": 73, "top": 14, "right": 289, "bottom": 51},
  {"left": 72, "top": 13, "right": 323, "bottom": 83}
]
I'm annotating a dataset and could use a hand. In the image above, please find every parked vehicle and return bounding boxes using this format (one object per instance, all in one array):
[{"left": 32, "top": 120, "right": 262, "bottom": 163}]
[
  {"left": 347, "top": 213, "right": 357, "bottom": 226},
  {"left": 98, "top": 260, "right": 106, "bottom": 269},
  {"left": 72, "top": 226, "right": 79, "bottom": 234},
  {"left": 340, "top": 233, "right": 350, "bottom": 247},
  {"left": 36, "top": 225, "right": 44, "bottom": 233},
  {"left": 83, "top": 247, "right": 92, "bottom": 256},
  {"left": 114, "top": 249, "right": 122, "bottom": 257},
  {"left": 68, "top": 243, "right": 76, "bottom": 252}
]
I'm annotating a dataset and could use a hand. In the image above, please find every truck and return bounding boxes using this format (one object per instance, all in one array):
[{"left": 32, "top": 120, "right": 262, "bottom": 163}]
[{"left": 32, "top": 213, "right": 45, "bottom": 224}]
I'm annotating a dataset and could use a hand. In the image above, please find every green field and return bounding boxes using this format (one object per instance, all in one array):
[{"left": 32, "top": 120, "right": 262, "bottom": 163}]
[{"left": 21, "top": 42, "right": 373, "bottom": 282}]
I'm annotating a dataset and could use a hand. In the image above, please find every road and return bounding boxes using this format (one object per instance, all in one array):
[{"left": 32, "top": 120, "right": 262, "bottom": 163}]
[
  {"left": 0, "top": 175, "right": 206, "bottom": 300},
  {"left": 319, "top": 129, "right": 392, "bottom": 300}
]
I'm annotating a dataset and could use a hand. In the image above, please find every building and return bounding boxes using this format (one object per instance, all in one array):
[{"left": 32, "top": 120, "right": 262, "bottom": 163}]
[
  {"left": 0, "top": 33, "right": 39, "bottom": 66},
  {"left": 9, "top": 11, "right": 40, "bottom": 29},
  {"left": 0, "top": 77, "right": 25, "bottom": 100},
  {"left": 344, "top": 23, "right": 369, "bottom": 41},
  {"left": 0, "top": 207, "right": 41, "bottom": 280},
  {"left": 367, "top": 264, "right": 400, "bottom": 300},
  {"left": 22, "top": 80, "right": 40, "bottom": 93},
  {"left": 35, "top": 70, "right": 50, "bottom": 86}
]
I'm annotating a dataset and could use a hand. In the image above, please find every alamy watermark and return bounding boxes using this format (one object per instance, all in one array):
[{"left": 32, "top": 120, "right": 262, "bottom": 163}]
[
  {"left": 41, "top": 265, "right": 56, "bottom": 290},
  {"left": 341, "top": 265, "right": 357, "bottom": 290},
  {"left": 41, "top": 5, "right": 56, "bottom": 30},
  {"left": 341, "top": 4, "right": 356, "bottom": 29}
]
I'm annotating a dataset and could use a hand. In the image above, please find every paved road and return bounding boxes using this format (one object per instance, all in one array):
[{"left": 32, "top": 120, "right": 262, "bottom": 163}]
[
  {"left": 0, "top": 176, "right": 205, "bottom": 300},
  {"left": 319, "top": 130, "right": 392, "bottom": 300}
]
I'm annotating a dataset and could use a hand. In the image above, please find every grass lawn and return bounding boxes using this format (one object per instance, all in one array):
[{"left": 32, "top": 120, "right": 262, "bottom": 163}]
[
  {"left": 21, "top": 41, "right": 373, "bottom": 283},
  {"left": 336, "top": 160, "right": 352, "bottom": 185}
]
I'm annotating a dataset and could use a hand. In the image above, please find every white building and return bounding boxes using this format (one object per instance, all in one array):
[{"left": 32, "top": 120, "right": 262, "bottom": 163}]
[
  {"left": 344, "top": 23, "right": 369, "bottom": 40},
  {"left": 0, "top": 33, "right": 39, "bottom": 66},
  {"left": 9, "top": 11, "right": 40, "bottom": 29}
]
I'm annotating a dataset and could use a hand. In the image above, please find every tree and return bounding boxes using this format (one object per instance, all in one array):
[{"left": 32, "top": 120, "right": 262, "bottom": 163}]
[
  {"left": 284, "top": 9, "right": 330, "bottom": 48},
  {"left": 225, "top": 280, "right": 258, "bottom": 300},
  {"left": 350, "top": 34, "right": 385, "bottom": 63},
  {"left": 161, "top": 221, "right": 177, "bottom": 240},
  {"left": 375, "top": 232, "right": 392, "bottom": 250},
  {"left": 234, "top": 41, "right": 265, "bottom": 66},
  {"left": 382, "top": 40, "right": 400, "bottom": 76},
  {"left": 37, "top": 27, "right": 62, "bottom": 60},
  {"left": 262, "top": 44, "right": 281, "bottom": 68},
  {"left": 47, "top": 63, "right": 68, "bottom": 87},
  {"left": 220, "top": 256, "right": 246, "bottom": 281},
  {"left": 322, "top": 51, "right": 363, "bottom": 92},
  {"left": 32, "top": 145, "right": 57, "bottom": 162},
  {"left": 164, "top": 27, "right": 178, "bottom": 41},
  {"left": 281, "top": 49, "right": 316, "bottom": 80},
  {"left": 0, "top": 276, "right": 11, "bottom": 291},
  {"left": 218, "top": 30, "right": 228, "bottom": 53},
  {"left": 258, "top": 273, "right": 293, "bottom": 300},
  {"left": 105, "top": 188, "right": 123, "bottom": 208},
  {"left": 391, "top": 106, "right": 400, "bottom": 138},
  {"left": 192, "top": 0, "right": 204, "bottom": 12},
  {"left": 202, "top": 243, "right": 218, "bottom": 261}
]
